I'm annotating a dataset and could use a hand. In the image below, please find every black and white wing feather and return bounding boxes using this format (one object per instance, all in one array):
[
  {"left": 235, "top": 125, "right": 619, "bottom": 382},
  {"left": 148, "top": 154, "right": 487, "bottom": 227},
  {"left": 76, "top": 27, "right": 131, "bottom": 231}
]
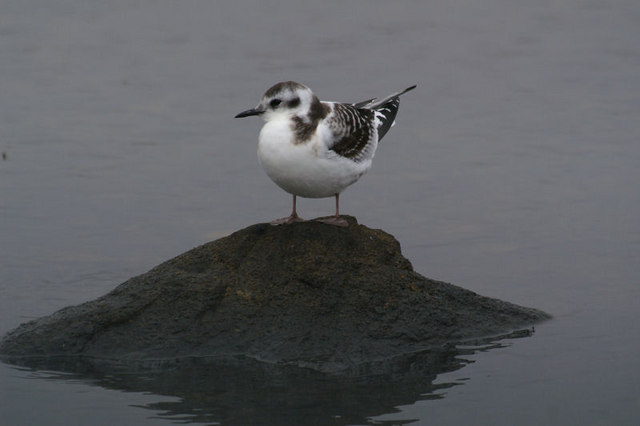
[
  {"left": 373, "top": 97, "right": 401, "bottom": 141},
  {"left": 327, "top": 85, "right": 416, "bottom": 161},
  {"left": 362, "top": 84, "right": 416, "bottom": 140},
  {"left": 326, "top": 103, "right": 377, "bottom": 162}
]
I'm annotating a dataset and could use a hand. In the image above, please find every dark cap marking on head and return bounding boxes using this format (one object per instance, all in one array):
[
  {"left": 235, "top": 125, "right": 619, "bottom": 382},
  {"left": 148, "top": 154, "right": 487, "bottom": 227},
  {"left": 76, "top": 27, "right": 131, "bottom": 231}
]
[{"left": 264, "top": 81, "right": 308, "bottom": 98}]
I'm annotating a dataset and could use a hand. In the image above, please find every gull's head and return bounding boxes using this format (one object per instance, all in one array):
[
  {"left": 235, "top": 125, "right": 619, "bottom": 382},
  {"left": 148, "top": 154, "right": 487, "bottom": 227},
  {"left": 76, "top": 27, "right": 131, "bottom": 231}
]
[{"left": 235, "top": 81, "right": 316, "bottom": 121}]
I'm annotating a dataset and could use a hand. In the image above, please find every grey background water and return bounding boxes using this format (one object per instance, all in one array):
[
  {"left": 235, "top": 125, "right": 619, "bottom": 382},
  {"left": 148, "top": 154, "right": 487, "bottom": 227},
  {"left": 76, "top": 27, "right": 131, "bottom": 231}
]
[{"left": 1, "top": 0, "right": 639, "bottom": 424}]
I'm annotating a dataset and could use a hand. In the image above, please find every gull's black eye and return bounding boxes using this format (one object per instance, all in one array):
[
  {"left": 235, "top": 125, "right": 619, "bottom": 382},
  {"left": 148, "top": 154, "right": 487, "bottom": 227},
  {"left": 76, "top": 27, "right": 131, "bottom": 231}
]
[{"left": 269, "top": 98, "right": 282, "bottom": 108}]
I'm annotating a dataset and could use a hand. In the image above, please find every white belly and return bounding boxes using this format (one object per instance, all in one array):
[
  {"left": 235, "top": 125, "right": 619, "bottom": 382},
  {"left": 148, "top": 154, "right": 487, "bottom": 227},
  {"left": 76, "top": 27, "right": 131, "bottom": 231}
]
[{"left": 257, "top": 121, "right": 372, "bottom": 198}]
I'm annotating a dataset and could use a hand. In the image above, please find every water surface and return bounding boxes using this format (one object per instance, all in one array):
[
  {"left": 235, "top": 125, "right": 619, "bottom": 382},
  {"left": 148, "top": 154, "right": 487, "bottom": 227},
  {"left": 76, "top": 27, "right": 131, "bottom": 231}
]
[{"left": 1, "top": 1, "right": 639, "bottom": 424}]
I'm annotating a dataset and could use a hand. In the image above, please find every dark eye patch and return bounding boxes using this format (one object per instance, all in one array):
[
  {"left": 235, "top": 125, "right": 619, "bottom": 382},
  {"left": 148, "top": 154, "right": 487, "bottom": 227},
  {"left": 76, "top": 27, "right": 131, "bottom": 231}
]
[
  {"left": 288, "top": 97, "right": 300, "bottom": 108},
  {"left": 270, "top": 98, "right": 282, "bottom": 108}
]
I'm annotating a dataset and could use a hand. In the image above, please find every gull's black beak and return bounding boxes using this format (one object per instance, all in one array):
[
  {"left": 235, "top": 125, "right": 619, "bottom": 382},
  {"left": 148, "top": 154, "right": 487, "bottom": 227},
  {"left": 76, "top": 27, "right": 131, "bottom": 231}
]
[{"left": 235, "top": 108, "right": 264, "bottom": 118}]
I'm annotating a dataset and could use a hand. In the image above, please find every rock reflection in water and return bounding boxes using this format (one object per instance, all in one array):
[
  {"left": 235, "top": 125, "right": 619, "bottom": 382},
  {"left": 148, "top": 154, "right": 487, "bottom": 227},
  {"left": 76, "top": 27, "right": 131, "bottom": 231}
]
[{"left": 6, "top": 330, "right": 532, "bottom": 425}]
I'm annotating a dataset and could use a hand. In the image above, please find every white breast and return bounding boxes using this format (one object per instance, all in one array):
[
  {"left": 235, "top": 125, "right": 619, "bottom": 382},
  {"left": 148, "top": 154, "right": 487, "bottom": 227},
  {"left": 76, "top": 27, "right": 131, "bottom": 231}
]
[{"left": 257, "top": 117, "right": 372, "bottom": 199}]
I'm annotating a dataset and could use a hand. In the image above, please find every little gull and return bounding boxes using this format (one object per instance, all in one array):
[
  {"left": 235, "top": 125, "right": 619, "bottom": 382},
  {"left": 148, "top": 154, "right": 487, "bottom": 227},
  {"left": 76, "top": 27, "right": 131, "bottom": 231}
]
[{"left": 236, "top": 81, "right": 416, "bottom": 227}]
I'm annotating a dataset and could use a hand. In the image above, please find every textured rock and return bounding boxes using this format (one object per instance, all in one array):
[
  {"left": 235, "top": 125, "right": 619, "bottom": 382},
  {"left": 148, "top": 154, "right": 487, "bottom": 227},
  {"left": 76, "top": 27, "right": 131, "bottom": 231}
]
[{"left": 0, "top": 216, "right": 549, "bottom": 372}]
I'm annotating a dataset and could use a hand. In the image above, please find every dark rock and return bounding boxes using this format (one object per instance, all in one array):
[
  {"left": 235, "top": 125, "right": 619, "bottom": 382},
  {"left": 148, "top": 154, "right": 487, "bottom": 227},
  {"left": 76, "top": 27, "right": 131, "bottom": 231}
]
[{"left": 0, "top": 216, "right": 550, "bottom": 372}]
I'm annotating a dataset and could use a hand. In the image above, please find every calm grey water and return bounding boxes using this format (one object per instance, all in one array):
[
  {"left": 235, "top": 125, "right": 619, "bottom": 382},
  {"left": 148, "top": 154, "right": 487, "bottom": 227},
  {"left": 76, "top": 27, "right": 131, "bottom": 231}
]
[{"left": 1, "top": 1, "right": 639, "bottom": 424}]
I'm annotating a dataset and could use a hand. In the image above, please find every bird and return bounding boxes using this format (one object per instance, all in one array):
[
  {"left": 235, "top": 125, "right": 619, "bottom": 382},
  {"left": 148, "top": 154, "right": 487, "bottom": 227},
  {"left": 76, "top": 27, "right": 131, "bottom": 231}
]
[{"left": 235, "top": 81, "right": 416, "bottom": 227}]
